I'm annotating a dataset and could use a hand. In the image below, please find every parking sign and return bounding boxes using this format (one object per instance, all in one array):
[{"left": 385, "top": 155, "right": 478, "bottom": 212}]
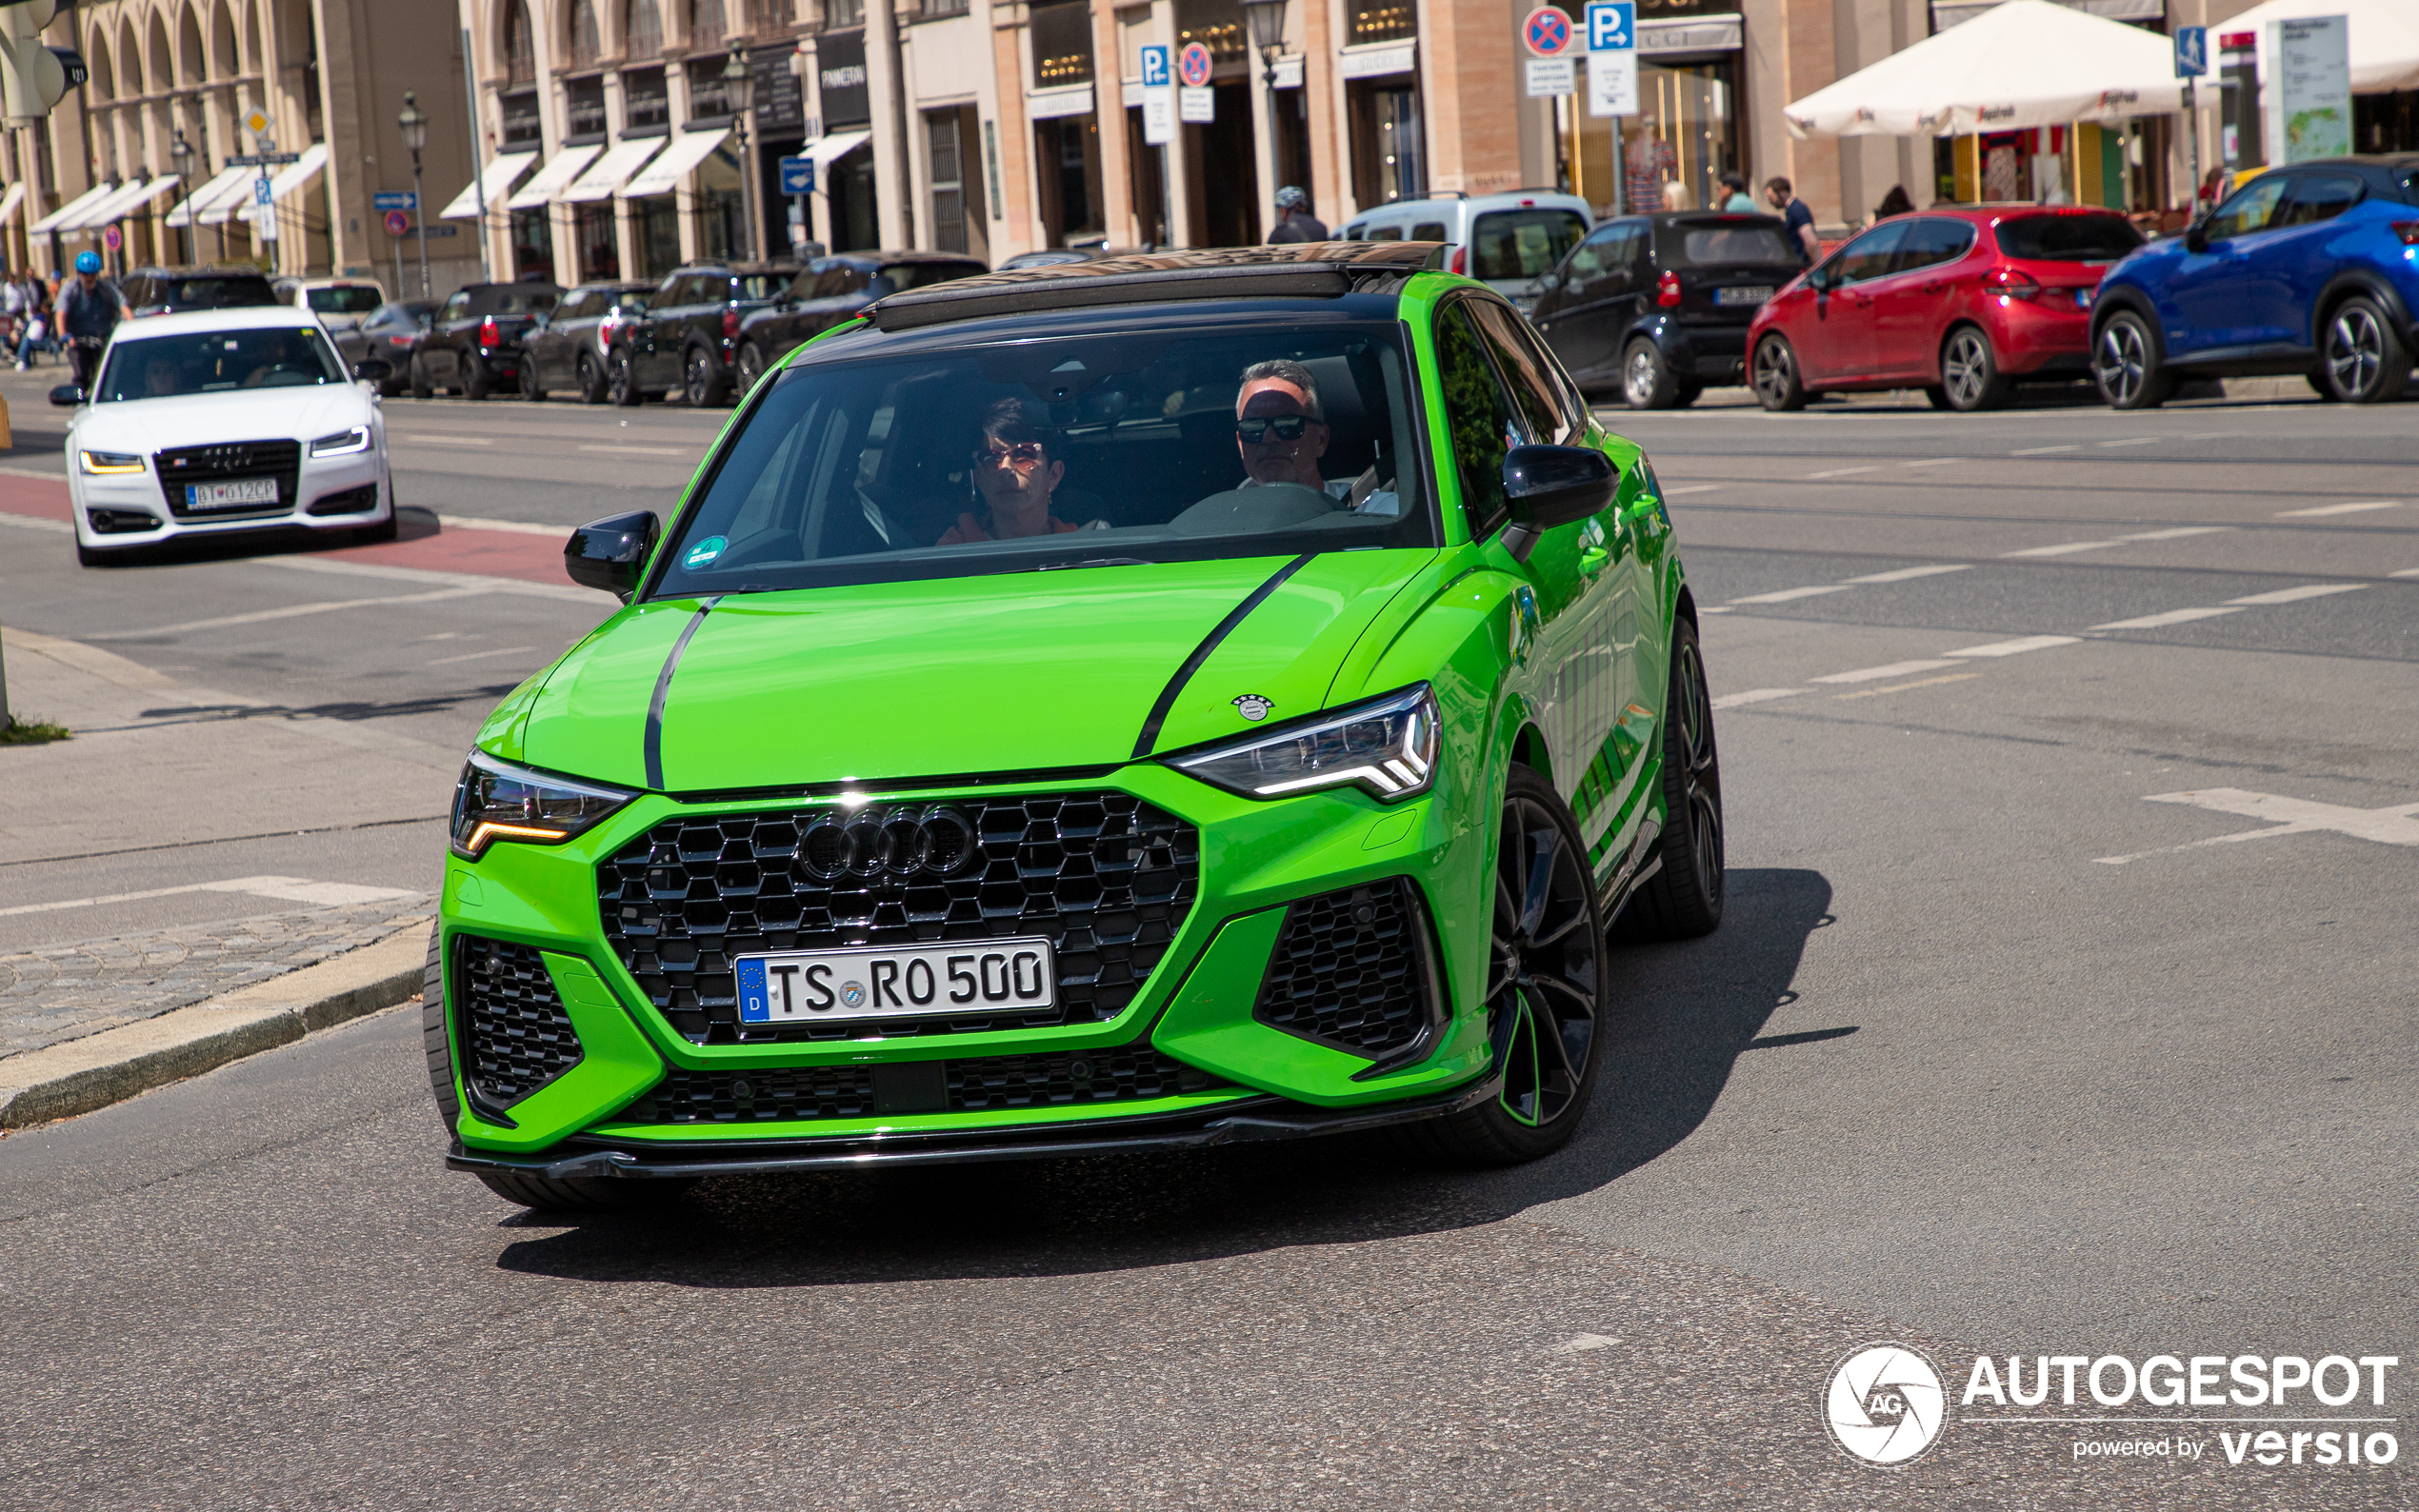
[
  {"left": 1140, "top": 46, "right": 1174, "bottom": 145},
  {"left": 1140, "top": 43, "right": 1170, "bottom": 88},
  {"left": 1585, "top": 1, "right": 1633, "bottom": 52}
]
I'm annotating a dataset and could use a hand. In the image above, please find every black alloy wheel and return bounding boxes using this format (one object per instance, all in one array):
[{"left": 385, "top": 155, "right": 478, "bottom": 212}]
[
  {"left": 576, "top": 351, "right": 608, "bottom": 405},
  {"left": 609, "top": 349, "right": 643, "bottom": 407},
  {"left": 2092, "top": 309, "right": 2171, "bottom": 409},
  {"left": 1616, "top": 616, "right": 1725, "bottom": 940},
  {"left": 733, "top": 341, "right": 766, "bottom": 396},
  {"left": 1622, "top": 337, "right": 1680, "bottom": 409},
  {"left": 520, "top": 357, "right": 548, "bottom": 403},
  {"left": 685, "top": 346, "right": 730, "bottom": 407},
  {"left": 464, "top": 356, "right": 492, "bottom": 401},
  {"left": 1939, "top": 325, "right": 2009, "bottom": 412},
  {"left": 2320, "top": 295, "right": 2410, "bottom": 405},
  {"left": 1398, "top": 765, "right": 1606, "bottom": 1165},
  {"left": 408, "top": 353, "right": 433, "bottom": 400},
  {"left": 1751, "top": 333, "right": 1807, "bottom": 411}
]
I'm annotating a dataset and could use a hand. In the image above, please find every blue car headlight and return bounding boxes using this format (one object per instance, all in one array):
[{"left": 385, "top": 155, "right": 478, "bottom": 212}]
[{"left": 1170, "top": 685, "right": 1439, "bottom": 803}]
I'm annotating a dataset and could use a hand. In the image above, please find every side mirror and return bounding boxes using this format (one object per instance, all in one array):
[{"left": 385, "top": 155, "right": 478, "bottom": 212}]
[
  {"left": 352, "top": 359, "right": 392, "bottom": 383},
  {"left": 1499, "top": 445, "right": 1618, "bottom": 563},
  {"left": 49, "top": 384, "right": 86, "bottom": 407},
  {"left": 2184, "top": 217, "right": 2210, "bottom": 253},
  {"left": 565, "top": 510, "right": 659, "bottom": 600}
]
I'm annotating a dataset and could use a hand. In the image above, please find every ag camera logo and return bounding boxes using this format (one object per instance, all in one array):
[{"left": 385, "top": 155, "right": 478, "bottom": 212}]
[{"left": 1827, "top": 1343, "right": 1949, "bottom": 1465}]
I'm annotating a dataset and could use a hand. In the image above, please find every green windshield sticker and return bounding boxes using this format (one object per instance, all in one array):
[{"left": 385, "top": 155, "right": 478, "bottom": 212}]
[{"left": 683, "top": 535, "right": 728, "bottom": 569}]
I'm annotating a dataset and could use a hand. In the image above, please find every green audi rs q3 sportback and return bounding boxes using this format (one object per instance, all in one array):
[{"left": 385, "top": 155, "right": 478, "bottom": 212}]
[{"left": 432, "top": 244, "right": 1725, "bottom": 1210}]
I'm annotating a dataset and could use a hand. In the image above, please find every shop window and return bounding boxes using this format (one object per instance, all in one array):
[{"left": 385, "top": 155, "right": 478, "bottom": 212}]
[
  {"left": 577, "top": 202, "right": 620, "bottom": 278},
  {"left": 1034, "top": 114, "right": 1103, "bottom": 245},
  {"left": 687, "top": 56, "right": 730, "bottom": 118},
  {"left": 500, "top": 90, "right": 542, "bottom": 149},
  {"left": 626, "top": 67, "right": 670, "bottom": 130},
  {"left": 639, "top": 195, "right": 682, "bottom": 276},
  {"left": 1124, "top": 106, "right": 1167, "bottom": 247},
  {"left": 568, "top": 76, "right": 608, "bottom": 138},
  {"left": 1347, "top": 0, "right": 1414, "bottom": 45},
  {"left": 1349, "top": 80, "right": 1425, "bottom": 205},
  {"left": 1631, "top": 60, "right": 1738, "bottom": 215},
  {"left": 1030, "top": 0, "right": 1093, "bottom": 89},
  {"left": 826, "top": 0, "right": 864, "bottom": 28},
  {"left": 510, "top": 208, "right": 555, "bottom": 281},
  {"left": 1174, "top": 0, "right": 1246, "bottom": 65},
  {"left": 925, "top": 0, "right": 970, "bottom": 15},
  {"left": 928, "top": 110, "right": 967, "bottom": 252},
  {"left": 693, "top": 138, "right": 744, "bottom": 258}
]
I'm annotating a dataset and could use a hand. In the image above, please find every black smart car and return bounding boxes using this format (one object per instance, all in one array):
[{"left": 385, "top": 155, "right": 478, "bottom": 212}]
[
  {"left": 117, "top": 266, "right": 280, "bottom": 319},
  {"left": 1529, "top": 212, "right": 1804, "bottom": 408},
  {"left": 729, "top": 251, "right": 989, "bottom": 394},
  {"left": 606, "top": 261, "right": 800, "bottom": 408},
  {"left": 409, "top": 279, "right": 563, "bottom": 401}
]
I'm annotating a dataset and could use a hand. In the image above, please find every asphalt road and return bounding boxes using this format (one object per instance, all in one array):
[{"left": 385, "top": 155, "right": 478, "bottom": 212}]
[{"left": 1, "top": 376, "right": 2412, "bottom": 1508}]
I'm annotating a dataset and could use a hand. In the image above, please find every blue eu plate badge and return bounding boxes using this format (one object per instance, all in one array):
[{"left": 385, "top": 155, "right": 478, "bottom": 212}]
[{"left": 737, "top": 957, "right": 770, "bottom": 1023}]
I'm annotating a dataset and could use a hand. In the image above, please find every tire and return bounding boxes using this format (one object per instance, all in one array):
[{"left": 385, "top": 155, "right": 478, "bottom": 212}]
[
  {"left": 464, "top": 357, "right": 492, "bottom": 401},
  {"left": 408, "top": 354, "right": 433, "bottom": 400},
  {"left": 1621, "top": 338, "right": 1679, "bottom": 409},
  {"left": 2092, "top": 308, "right": 2172, "bottom": 409},
  {"left": 610, "top": 349, "right": 643, "bottom": 407},
  {"left": 1923, "top": 385, "right": 1952, "bottom": 410},
  {"left": 733, "top": 340, "right": 766, "bottom": 396},
  {"left": 1396, "top": 765, "right": 1608, "bottom": 1166},
  {"left": 423, "top": 924, "right": 458, "bottom": 1131},
  {"left": 520, "top": 358, "right": 548, "bottom": 403},
  {"left": 577, "top": 351, "right": 608, "bottom": 405},
  {"left": 1615, "top": 616, "right": 1725, "bottom": 940},
  {"left": 1671, "top": 383, "right": 1702, "bottom": 409},
  {"left": 684, "top": 346, "right": 730, "bottom": 407},
  {"left": 2319, "top": 294, "right": 2410, "bottom": 405},
  {"left": 1750, "top": 333, "right": 1807, "bottom": 411},
  {"left": 350, "top": 515, "right": 398, "bottom": 546},
  {"left": 1939, "top": 324, "right": 2009, "bottom": 412}
]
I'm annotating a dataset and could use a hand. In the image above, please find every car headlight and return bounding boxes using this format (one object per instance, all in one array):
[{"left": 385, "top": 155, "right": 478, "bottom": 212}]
[
  {"left": 79, "top": 449, "right": 145, "bottom": 474},
  {"left": 450, "top": 751, "right": 635, "bottom": 860},
  {"left": 310, "top": 427, "right": 371, "bottom": 457},
  {"left": 1170, "top": 684, "right": 1439, "bottom": 803}
]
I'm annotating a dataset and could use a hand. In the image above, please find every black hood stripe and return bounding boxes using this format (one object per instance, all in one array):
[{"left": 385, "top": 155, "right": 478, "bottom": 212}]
[
  {"left": 644, "top": 596, "right": 723, "bottom": 791},
  {"left": 1130, "top": 554, "right": 1315, "bottom": 761}
]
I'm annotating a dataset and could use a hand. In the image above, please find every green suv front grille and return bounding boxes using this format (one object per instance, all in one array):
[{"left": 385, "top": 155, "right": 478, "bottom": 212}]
[
  {"left": 1253, "top": 879, "right": 1436, "bottom": 1057},
  {"left": 598, "top": 793, "right": 1199, "bottom": 1044},
  {"left": 455, "top": 934, "right": 586, "bottom": 1108},
  {"left": 613, "top": 1042, "right": 1227, "bottom": 1124}
]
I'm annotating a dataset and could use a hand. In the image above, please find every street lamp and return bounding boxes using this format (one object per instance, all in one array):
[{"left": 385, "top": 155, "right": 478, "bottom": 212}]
[
  {"left": 169, "top": 129, "right": 192, "bottom": 265},
  {"left": 397, "top": 90, "right": 430, "bottom": 297},
  {"left": 722, "top": 43, "right": 756, "bottom": 260},
  {"left": 1240, "top": 0, "right": 1289, "bottom": 231}
]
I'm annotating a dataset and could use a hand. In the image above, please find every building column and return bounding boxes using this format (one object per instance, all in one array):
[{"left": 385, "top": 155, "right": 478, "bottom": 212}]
[
  {"left": 869, "top": 0, "right": 910, "bottom": 247},
  {"left": 1148, "top": 0, "right": 1191, "bottom": 247},
  {"left": 1089, "top": 0, "right": 1130, "bottom": 248},
  {"left": 1302, "top": 0, "right": 1341, "bottom": 228},
  {"left": 990, "top": 0, "right": 1038, "bottom": 254}
]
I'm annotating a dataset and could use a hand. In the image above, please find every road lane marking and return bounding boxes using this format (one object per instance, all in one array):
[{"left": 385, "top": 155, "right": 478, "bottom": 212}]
[
  {"left": 2394, "top": 567, "right": 2419, "bottom": 579},
  {"left": 1841, "top": 564, "right": 1973, "bottom": 584},
  {"left": 578, "top": 443, "right": 692, "bottom": 456},
  {"left": 1947, "top": 635, "right": 2080, "bottom": 657},
  {"left": 391, "top": 434, "right": 495, "bottom": 446},
  {"left": 0, "top": 875, "right": 424, "bottom": 919},
  {"left": 2276, "top": 501, "right": 2400, "bottom": 517},
  {"left": 1710, "top": 687, "right": 1802, "bottom": 710},
  {"left": 2097, "top": 437, "right": 2162, "bottom": 447},
  {"left": 433, "top": 513, "right": 571, "bottom": 537},
  {"left": 2011, "top": 445, "right": 2081, "bottom": 455},
  {"left": 2095, "top": 788, "right": 2419, "bottom": 864},
  {"left": 1809, "top": 466, "right": 1881, "bottom": 478},
  {"left": 2006, "top": 539, "right": 2127, "bottom": 557},
  {"left": 1663, "top": 484, "right": 1723, "bottom": 495},
  {"left": 2224, "top": 584, "right": 2367, "bottom": 606},
  {"left": 424, "top": 645, "right": 536, "bottom": 666},
  {"left": 2090, "top": 606, "right": 2245, "bottom": 629},
  {"left": 0, "top": 510, "right": 70, "bottom": 533},
  {"left": 1728, "top": 585, "right": 1856, "bottom": 604},
  {"left": 2006, "top": 527, "right": 2235, "bottom": 557},
  {"left": 1831, "top": 671, "right": 1982, "bottom": 701},
  {"left": 1902, "top": 457, "right": 1966, "bottom": 468},
  {"left": 2121, "top": 527, "right": 2232, "bottom": 541},
  {"left": 83, "top": 587, "right": 490, "bottom": 641},
  {"left": 1809, "top": 658, "right": 1963, "bottom": 684}
]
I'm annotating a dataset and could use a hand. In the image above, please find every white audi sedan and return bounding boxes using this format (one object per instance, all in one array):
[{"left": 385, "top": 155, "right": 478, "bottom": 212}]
[{"left": 59, "top": 306, "right": 394, "bottom": 567}]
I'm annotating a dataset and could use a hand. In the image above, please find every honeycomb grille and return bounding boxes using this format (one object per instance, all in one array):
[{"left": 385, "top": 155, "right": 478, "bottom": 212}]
[
  {"left": 1254, "top": 879, "right": 1434, "bottom": 1057},
  {"left": 610, "top": 1044, "right": 1225, "bottom": 1125},
  {"left": 455, "top": 935, "right": 585, "bottom": 1108},
  {"left": 598, "top": 793, "right": 1199, "bottom": 1044}
]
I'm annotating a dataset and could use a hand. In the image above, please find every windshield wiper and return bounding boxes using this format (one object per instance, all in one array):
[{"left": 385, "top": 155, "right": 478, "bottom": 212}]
[{"left": 1035, "top": 556, "right": 1153, "bottom": 571}]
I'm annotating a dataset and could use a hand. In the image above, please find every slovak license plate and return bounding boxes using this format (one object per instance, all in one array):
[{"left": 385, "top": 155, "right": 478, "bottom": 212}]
[
  {"left": 735, "top": 937, "right": 1057, "bottom": 1025},
  {"left": 1716, "top": 286, "right": 1772, "bottom": 307},
  {"left": 187, "top": 478, "right": 279, "bottom": 510}
]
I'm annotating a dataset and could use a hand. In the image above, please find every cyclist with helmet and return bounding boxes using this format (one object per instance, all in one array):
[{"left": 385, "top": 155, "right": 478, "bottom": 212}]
[
  {"left": 60, "top": 250, "right": 123, "bottom": 389},
  {"left": 1265, "top": 186, "right": 1329, "bottom": 245}
]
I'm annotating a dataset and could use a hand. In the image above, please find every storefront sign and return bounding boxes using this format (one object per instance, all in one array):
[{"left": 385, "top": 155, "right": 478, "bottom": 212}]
[
  {"left": 817, "top": 31, "right": 870, "bottom": 129},
  {"left": 753, "top": 45, "right": 806, "bottom": 132},
  {"left": 1526, "top": 57, "right": 1575, "bottom": 96},
  {"left": 2266, "top": 15, "right": 2349, "bottom": 164},
  {"left": 1030, "top": 84, "right": 1095, "bottom": 120},
  {"left": 1337, "top": 42, "right": 1415, "bottom": 79}
]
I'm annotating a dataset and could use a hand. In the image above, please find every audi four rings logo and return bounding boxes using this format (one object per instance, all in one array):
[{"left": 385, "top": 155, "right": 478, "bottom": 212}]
[{"left": 798, "top": 806, "right": 978, "bottom": 881}]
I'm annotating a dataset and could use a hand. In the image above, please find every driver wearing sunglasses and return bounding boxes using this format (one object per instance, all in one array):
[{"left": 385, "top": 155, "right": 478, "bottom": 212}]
[
  {"left": 1235, "top": 358, "right": 1398, "bottom": 516},
  {"left": 936, "top": 398, "right": 1092, "bottom": 546}
]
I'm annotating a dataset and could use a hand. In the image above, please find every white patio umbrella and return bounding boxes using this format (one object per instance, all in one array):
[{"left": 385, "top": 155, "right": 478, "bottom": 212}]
[
  {"left": 1785, "top": 0, "right": 2186, "bottom": 138},
  {"left": 2213, "top": 0, "right": 2419, "bottom": 94}
]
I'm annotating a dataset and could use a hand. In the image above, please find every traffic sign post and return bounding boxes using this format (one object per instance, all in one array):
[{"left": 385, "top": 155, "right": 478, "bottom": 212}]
[
  {"left": 253, "top": 170, "right": 277, "bottom": 243},
  {"left": 2174, "top": 26, "right": 2207, "bottom": 209},
  {"left": 372, "top": 189, "right": 417, "bottom": 212},
  {"left": 1586, "top": 0, "right": 1637, "bottom": 210},
  {"left": 1523, "top": 5, "right": 1575, "bottom": 99},
  {"left": 1140, "top": 44, "right": 1173, "bottom": 146},
  {"left": 778, "top": 154, "right": 816, "bottom": 256}
]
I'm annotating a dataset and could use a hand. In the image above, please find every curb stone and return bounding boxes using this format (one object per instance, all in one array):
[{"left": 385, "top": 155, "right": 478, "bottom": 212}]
[{"left": 0, "top": 923, "right": 432, "bottom": 1127}]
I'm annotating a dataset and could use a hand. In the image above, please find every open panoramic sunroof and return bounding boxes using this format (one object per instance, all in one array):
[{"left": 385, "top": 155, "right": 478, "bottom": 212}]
[{"left": 866, "top": 242, "right": 1448, "bottom": 331}]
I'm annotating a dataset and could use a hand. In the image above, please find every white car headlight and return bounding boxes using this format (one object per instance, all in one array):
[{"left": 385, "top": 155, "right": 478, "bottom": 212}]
[
  {"left": 310, "top": 427, "right": 371, "bottom": 457},
  {"left": 80, "top": 449, "right": 145, "bottom": 474},
  {"left": 1171, "top": 685, "right": 1440, "bottom": 803}
]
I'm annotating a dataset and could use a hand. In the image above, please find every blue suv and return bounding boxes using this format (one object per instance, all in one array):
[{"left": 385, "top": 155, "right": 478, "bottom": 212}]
[{"left": 2090, "top": 155, "right": 2419, "bottom": 408}]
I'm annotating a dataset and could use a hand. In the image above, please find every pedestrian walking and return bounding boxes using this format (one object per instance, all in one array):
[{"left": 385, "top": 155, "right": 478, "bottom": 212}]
[
  {"left": 1266, "top": 186, "right": 1329, "bottom": 244},
  {"left": 1764, "top": 176, "right": 1821, "bottom": 265},
  {"left": 58, "top": 250, "right": 123, "bottom": 389},
  {"left": 1717, "top": 172, "right": 1757, "bottom": 213}
]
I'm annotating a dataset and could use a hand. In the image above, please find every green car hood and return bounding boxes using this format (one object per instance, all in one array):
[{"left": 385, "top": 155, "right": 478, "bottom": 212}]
[{"left": 515, "top": 551, "right": 1432, "bottom": 791}]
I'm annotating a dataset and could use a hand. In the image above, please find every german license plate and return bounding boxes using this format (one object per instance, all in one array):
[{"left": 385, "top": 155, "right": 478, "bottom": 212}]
[
  {"left": 1716, "top": 286, "right": 1772, "bottom": 307},
  {"left": 187, "top": 478, "right": 279, "bottom": 510},
  {"left": 735, "top": 937, "right": 1057, "bottom": 1025}
]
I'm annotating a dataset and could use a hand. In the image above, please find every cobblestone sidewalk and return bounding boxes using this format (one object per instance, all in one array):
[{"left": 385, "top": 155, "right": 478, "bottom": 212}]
[{"left": 0, "top": 898, "right": 435, "bottom": 1059}]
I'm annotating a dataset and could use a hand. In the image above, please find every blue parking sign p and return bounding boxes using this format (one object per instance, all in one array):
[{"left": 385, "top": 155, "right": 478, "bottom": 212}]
[
  {"left": 1140, "top": 44, "right": 1170, "bottom": 88},
  {"left": 1586, "top": 1, "right": 1633, "bottom": 51}
]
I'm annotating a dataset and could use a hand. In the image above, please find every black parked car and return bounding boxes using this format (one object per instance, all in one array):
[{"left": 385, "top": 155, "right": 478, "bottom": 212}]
[
  {"left": 333, "top": 300, "right": 437, "bottom": 397},
  {"left": 521, "top": 281, "right": 653, "bottom": 404},
  {"left": 1529, "top": 211, "right": 1804, "bottom": 408},
  {"left": 117, "top": 266, "right": 280, "bottom": 320},
  {"left": 729, "top": 251, "right": 990, "bottom": 392},
  {"left": 409, "top": 279, "right": 563, "bottom": 401},
  {"left": 607, "top": 261, "right": 801, "bottom": 408}
]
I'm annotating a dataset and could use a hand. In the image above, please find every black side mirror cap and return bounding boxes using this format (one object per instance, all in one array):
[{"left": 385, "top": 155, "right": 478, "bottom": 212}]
[
  {"left": 565, "top": 510, "right": 660, "bottom": 601},
  {"left": 49, "top": 384, "right": 85, "bottom": 407},
  {"left": 352, "top": 359, "right": 392, "bottom": 383},
  {"left": 1500, "top": 445, "right": 1618, "bottom": 563}
]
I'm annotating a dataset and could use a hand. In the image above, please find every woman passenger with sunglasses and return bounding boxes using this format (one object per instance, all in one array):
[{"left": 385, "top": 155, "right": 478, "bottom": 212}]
[{"left": 936, "top": 398, "right": 1093, "bottom": 546}]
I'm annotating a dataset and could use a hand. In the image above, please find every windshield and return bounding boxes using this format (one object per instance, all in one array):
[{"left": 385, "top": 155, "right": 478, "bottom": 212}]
[
  {"left": 650, "top": 322, "right": 1432, "bottom": 599},
  {"left": 97, "top": 328, "right": 350, "bottom": 402},
  {"left": 1995, "top": 214, "right": 2144, "bottom": 262},
  {"left": 306, "top": 286, "right": 385, "bottom": 314},
  {"left": 1471, "top": 209, "right": 1588, "bottom": 282},
  {"left": 876, "top": 261, "right": 986, "bottom": 295}
]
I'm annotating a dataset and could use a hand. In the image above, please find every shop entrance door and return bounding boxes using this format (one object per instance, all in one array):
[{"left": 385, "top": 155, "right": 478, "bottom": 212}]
[{"left": 1187, "top": 83, "right": 1261, "bottom": 248}]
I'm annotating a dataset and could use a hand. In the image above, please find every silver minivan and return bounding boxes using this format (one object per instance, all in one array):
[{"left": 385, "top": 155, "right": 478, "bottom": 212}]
[{"left": 1338, "top": 191, "right": 1593, "bottom": 311}]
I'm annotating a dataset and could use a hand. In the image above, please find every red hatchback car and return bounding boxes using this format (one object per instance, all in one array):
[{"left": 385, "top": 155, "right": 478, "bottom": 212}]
[{"left": 1748, "top": 206, "right": 2144, "bottom": 411}]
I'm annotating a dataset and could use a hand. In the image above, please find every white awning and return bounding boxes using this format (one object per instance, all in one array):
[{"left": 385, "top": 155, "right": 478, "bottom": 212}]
[
  {"left": 0, "top": 182, "right": 24, "bottom": 225},
  {"left": 70, "top": 174, "right": 182, "bottom": 230},
  {"left": 618, "top": 128, "right": 729, "bottom": 198},
  {"left": 2215, "top": 0, "right": 2419, "bottom": 93},
  {"left": 506, "top": 144, "right": 601, "bottom": 209},
  {"left": 54, "top": 177, "right": 150, "bottom": 230},
  {"left": 165, "top": 166, "right": 247, "bottom": 228},
  {"left": 1785, "top": 0, "right": 2183, "bottom": 137},
  {"left": 29, "top": 182, "right": 118, "bottom": 235},
  {"left": 235, "top": 142, "right": 330, "bottom": 223},
  {"left": 804, "top": 129, "right": 872, "bottom": 177},
  {"left": 558, "top": 136, "right": 666, "bottom": 203},
  {"left": 197, "top": 166, "right": 273, "bottom": 226},
  {"left": 438, "top": 149, "right": 538, "bottom": 220}
]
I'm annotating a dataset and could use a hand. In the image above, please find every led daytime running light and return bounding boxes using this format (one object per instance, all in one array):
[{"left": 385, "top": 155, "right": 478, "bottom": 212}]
[
  {"left": 450, "top": 751, "right": 636, "bottom": 860},
  {"left": 80, "top": 449, "right": 145, "bottom": 474},
  {"left": 310, "top": 427, "right": 371, "bottom": 456},
  {"left": 1170, "top": 685, "right": 1441, "bottom": 804}
]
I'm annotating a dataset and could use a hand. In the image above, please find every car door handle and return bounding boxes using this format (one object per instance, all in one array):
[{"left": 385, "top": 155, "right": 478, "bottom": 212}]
[
  {"left": 1920, "top": 281, "right": 1948, "bottom": 294},
  {"left": 1851, "top": 295, "right": 1873, "bottom": 309}
]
